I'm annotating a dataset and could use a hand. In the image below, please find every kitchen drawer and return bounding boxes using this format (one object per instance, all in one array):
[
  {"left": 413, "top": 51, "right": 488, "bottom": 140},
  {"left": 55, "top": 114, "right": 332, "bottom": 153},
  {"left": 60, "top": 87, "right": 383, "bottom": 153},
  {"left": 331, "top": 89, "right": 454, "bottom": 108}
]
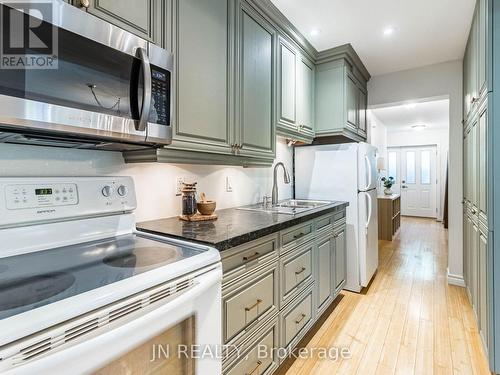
[
  {"left": 223, "top": 266, "right": 278, "bottom": 344},
  {"left": 224, "top": 317, "right": 279, "bottom": 375},
  {"left": 222, "top": 234, "right": 278, "bottom": 282},
  {"left": 333, "top": 209, "right": 346, "bottom": 227},
  {"left": 280, "top": 284, "right": 314, "bottom": 350},
  {"left": 280, "top": 243, "right": 313, "bottom": 305},
  {"left": 280, "top": 221, "right": 314, "bottom": 253},
  {"left": 315, "top": 214, "right": 334, "bottom": 233}
]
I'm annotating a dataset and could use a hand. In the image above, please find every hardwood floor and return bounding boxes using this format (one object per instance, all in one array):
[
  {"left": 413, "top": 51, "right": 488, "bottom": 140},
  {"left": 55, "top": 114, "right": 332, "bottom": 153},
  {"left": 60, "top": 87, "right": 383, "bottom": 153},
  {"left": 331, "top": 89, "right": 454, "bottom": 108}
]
[{"left": 283, "top": 217, "right": 491, "bottom": 375}]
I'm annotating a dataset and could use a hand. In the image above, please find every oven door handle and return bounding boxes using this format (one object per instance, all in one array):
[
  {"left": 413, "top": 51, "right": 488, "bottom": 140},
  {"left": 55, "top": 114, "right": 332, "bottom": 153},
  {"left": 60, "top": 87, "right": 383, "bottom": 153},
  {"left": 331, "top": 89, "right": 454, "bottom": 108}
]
[{"left": 135, "top": 47, "right": 152, "bottom": 132}]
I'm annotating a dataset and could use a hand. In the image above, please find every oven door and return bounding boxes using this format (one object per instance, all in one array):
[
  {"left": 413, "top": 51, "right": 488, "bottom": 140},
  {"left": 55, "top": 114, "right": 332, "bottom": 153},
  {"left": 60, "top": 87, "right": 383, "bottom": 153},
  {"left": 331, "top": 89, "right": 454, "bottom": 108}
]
[
  {"left": 2, "top": 267, "right": 222, "bottom": 375},
  {"left": 0, "top": 1, "right": 172, "bottom": 147}
]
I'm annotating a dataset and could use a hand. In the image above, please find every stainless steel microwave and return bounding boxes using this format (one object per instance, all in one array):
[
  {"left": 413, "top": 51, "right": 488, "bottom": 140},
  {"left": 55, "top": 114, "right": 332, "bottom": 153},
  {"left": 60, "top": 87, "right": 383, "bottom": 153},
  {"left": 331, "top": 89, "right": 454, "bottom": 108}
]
[{"left": 0, "top": 0, "right": 173, "bottom": 150}]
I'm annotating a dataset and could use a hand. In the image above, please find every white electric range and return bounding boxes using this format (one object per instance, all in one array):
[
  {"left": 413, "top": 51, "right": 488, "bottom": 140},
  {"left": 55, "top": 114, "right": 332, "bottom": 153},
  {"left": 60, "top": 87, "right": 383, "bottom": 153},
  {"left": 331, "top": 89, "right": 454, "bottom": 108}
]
[{"left": 0, "top": 177, "right": 222, "bottom": 375}]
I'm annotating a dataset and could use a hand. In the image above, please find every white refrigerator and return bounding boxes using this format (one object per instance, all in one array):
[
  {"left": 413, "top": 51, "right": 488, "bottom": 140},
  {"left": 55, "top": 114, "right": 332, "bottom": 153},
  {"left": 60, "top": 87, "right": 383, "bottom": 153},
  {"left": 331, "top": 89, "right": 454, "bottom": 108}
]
[{"left": 295, "top": 142, "right": 379, "bottom": 292}]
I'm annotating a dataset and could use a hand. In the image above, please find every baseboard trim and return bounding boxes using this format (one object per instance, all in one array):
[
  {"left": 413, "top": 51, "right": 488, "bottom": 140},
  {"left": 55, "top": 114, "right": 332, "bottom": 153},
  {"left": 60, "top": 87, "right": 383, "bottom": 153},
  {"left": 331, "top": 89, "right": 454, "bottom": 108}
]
[{"left": 447, "top": 268, "right": 466, "bottom": 287}]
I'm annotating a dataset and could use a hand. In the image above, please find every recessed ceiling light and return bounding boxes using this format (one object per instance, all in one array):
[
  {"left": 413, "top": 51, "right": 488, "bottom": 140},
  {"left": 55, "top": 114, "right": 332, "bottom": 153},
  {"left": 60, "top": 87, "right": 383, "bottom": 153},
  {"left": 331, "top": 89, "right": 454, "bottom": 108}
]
[
  {"left": 411, "top": 124, "right": 426, "bottom": 130},
  {"left": 309, "top": 29, "right": 321, "bottom": 37},
  {"left": 383, "top": 26, "right": 395, "bottom": 36},
  {"left": 404, "top": 103, "right": 417, "bottom": 110}
]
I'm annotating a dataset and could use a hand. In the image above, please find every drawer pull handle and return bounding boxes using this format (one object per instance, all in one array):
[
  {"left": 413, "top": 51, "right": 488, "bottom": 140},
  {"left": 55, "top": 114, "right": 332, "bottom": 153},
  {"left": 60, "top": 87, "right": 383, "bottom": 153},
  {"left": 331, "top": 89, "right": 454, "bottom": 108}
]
[
  {"left": 295, "top": 267, "right": 306, "bottom": 275},
  {"left": 246, "top": 360, "right": 262, "bottom": 375},
  {"left": 295, "top": 313, "right": 306, "bottom": 324},
  {"left": 243, "top": 252, "right": 260, "bottom": 262},
  {"left": 245, "top": 299, "right": 263, "bottom": 312},
  {"left": 294, "top": 232, "right": 306, "bottom": 240}
]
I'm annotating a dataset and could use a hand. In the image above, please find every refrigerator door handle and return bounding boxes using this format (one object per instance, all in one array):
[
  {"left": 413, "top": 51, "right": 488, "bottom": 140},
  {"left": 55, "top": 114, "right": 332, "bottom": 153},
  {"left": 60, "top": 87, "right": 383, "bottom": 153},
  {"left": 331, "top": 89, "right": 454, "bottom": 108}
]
[
  {"left": 365, "top": 191, "right": 372, "bottom": 235},
  {"left": 364, "top": 155, "right": 372, "bottom": 191}
]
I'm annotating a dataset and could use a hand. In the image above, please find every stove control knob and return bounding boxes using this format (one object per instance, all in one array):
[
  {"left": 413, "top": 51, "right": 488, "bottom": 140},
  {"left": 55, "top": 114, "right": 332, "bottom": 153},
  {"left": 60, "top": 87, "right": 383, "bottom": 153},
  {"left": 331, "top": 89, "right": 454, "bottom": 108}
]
[
  {"left": 101, "top": 185, "right": 113, "bottom": 197},
  {"left": 117, "top": 185, "right": 128, "bottom": 197}
]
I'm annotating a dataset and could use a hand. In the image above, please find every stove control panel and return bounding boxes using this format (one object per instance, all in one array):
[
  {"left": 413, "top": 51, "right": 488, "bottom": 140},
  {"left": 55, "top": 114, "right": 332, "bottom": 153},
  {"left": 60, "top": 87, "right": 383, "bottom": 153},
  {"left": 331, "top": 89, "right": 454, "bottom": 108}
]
[
  {"left": 0, "top": 177, "right": 137, "bottom": 228},
  {"left": 5, "top": 184, "right": 78, "bottom": 210}
]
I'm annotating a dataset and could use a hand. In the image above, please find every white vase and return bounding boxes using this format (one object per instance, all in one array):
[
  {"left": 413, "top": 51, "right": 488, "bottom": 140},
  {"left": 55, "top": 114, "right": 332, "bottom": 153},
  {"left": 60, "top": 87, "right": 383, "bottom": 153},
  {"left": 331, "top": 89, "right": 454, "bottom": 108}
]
[{"left": 384, "top": 187, "right": 393, "bottom": 195}]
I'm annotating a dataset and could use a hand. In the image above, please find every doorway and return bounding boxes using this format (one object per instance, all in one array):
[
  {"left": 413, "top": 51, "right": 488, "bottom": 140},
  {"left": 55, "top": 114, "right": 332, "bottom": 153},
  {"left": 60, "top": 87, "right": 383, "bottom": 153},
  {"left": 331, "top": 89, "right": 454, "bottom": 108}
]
[{"left": 387, "top": 145, "right": 437, "bottom": 218}]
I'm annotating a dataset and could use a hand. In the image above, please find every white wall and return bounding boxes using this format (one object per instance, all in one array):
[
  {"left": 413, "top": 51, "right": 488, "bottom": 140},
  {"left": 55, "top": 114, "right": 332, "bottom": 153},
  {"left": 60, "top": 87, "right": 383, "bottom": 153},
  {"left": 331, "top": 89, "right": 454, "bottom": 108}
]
[
  {"left": 368, "top": 60, "right": 463, "bottom": 284},
  {"left": 387, "top": 128, "right": 449, "bottom": 221},
  {"left": 368, "top": 111, "right": 388, "bottom": 194},
  {"left": 0, "top": 139, "right": 294, "bottom": 222}
]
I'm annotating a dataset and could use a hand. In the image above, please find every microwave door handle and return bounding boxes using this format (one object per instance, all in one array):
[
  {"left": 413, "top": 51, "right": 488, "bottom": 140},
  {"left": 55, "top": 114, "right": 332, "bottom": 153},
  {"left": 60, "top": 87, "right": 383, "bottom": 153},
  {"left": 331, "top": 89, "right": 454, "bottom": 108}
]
[{"left": 136, "top": 48, "right": 152, "bottom": 132}]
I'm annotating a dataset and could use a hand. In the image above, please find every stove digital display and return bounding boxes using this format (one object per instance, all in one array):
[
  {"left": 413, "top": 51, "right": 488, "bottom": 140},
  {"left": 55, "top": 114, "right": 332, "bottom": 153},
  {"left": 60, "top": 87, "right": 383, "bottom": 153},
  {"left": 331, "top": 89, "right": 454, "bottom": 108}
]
[{"left": 35, "top": 188, "right": 53, "bottom": 196}]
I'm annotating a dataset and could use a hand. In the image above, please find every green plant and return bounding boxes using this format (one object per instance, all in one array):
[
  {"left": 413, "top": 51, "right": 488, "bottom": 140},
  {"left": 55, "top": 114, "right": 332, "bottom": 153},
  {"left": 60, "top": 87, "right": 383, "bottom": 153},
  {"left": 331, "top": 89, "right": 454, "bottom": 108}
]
[{"left": 381, "top": 176, "right": 395, "bottom": 189}]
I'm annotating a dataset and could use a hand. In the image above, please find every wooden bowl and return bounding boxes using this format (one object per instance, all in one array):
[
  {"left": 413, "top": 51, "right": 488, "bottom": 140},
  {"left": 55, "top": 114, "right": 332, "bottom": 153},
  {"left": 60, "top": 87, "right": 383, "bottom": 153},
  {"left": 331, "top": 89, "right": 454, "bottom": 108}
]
[{"left": 197, "top": 201, "right": 216, "bottom": 215}]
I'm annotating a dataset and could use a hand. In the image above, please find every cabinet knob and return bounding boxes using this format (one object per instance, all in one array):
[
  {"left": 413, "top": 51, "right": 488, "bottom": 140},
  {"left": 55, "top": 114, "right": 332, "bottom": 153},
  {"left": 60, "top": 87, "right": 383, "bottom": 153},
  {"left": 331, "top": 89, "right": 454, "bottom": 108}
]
[{"left": 80, "top": 0, "right": 90, "bottom": 8}]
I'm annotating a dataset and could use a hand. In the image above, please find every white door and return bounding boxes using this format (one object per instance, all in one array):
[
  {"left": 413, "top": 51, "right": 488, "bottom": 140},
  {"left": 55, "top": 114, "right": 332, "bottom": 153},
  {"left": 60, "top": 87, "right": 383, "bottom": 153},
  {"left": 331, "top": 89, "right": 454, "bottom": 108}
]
[{"left": 397, "top": 146, "right": 437, "bottom": 218}]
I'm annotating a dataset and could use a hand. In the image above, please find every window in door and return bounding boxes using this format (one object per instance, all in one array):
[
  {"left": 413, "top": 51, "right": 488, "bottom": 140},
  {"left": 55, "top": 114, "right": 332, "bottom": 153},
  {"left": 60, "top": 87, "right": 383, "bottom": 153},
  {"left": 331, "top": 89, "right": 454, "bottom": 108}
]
[
  {"left": 406, "top": 151, "right": 416, "bottom": 184},
  {"left": 388, "top": 151, "right": 398, "bottom": 182}
]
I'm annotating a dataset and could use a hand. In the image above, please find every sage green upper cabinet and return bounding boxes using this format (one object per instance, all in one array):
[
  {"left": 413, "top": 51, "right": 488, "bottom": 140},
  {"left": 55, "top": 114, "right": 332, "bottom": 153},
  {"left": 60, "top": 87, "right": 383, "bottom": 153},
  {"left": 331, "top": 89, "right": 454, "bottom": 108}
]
[
  {"left": 358, "top": 88, "right": 367, "bottom": 138},
  {"left": 315, "top": 45, "right": 370, "bottom": 143},
  {"left": 277, "top": 37, "right": 297, "bottom": 130},
  {"left": 79, "top": 0, "right": 164, "bottom": 45},
  {"left": 236, "top": 2, "right": 276, "bottom": 159},
  {"left": 346, "top": 74, "right": 358, "bottom": 132},
  {"left": 297, "top": 54, "right": 315, "bottom": 138},
  {"left": 170, "top": 0, "right": 232, "bottom": 155},
  {"left": 276, "top": 35, "right": 315, "bottom": 142}
]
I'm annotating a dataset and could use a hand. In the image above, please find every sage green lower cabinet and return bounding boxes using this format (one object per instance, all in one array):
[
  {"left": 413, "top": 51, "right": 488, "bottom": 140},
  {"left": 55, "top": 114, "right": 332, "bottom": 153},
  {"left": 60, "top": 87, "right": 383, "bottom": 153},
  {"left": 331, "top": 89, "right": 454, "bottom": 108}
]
[
  {"left": 280, "top": 243, "right": 314, "bottom": 305},
  {"left": 225, "top": 317, "right": 279, "bottom": 375},
  {"left": 479, "top": 231, "right": 489, "bottom": 352},
  {"left": 315, "top": 234, "right": 334, "bottom": 315},
  {"left": 79, "top": 0, "right": 165, "bottom": 45},
  {"left": 280, "top": 283, "right": 314, "bottom": 355},
  {"left": 236, "top": 2, "right": 276, "bottom": 159},
  {"left": 221, "top": 209, "right": 347, "bottom": 374},
  {"left": 334, "top": 226, "right": 347, "bottom": 293}
]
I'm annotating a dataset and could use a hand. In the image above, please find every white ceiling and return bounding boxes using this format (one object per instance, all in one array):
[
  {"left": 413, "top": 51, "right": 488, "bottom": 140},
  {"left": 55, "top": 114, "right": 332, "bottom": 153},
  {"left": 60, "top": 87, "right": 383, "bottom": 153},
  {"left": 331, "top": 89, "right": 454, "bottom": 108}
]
[
  {"left": 270, "top": 0, "right": 475, "bottom": 76},
  {"left": 370, "top": 99, "right": 449, "bottom": 132}
]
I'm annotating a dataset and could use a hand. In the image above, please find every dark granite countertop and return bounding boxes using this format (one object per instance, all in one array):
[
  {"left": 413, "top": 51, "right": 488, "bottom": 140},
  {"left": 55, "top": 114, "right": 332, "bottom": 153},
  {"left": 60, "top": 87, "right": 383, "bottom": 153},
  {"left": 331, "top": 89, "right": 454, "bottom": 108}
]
[{"left": 137, "top": 201, "right": 348, "bottom": 251}]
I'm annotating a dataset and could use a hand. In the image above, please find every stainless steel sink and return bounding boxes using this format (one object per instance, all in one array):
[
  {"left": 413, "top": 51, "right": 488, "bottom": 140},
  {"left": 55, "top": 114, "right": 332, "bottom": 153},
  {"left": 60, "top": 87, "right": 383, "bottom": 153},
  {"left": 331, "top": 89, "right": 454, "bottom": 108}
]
[{"left": 237, "top": 199, "right": 333, "bottom": 215}]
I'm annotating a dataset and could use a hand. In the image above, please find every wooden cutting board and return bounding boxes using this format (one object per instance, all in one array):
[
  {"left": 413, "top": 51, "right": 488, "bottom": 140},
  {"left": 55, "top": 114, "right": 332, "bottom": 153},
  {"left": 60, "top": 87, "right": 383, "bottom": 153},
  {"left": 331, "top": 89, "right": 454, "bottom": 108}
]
[{"left": 179, "top": 213, "right": 218, "bottom": 222}]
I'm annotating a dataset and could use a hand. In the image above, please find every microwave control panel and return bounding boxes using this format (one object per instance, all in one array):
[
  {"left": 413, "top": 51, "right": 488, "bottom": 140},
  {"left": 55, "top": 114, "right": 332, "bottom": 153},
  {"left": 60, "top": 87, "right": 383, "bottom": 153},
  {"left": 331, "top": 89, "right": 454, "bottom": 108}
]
[
  {"left": 5, "top": 184, "right": 79, "bottom": 210},
  {"left": 150, "top": 68, "right": 170, "bottom": 126}
]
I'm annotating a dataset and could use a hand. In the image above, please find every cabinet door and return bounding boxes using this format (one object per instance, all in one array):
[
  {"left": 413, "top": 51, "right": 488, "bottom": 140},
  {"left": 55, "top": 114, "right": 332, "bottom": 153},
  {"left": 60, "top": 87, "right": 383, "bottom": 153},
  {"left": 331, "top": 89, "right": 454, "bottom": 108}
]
[
  {"left": 463, "top": 131, "right": 469, "bottom": 203},
  {"left": 479, "top": 0, "right": 487, "bottom": 94},
  {"left": 478, "top": 105, "right": 487, "bottom": 219},
  {"left": 471, "top": 118, "right": 479, "bottom": 209},
  {"left": 334, "top": 227, "right": 346, "bottom": 291},
  {"left": 316, "top": 236, "right": 333, "bottom": 311},
  {"left": 358, "top": 88, "right": 367, "bottom": 138},
  {"left": 172, "top": 0, "right": 231, "bottom": 154},
  {"left": 82, "top": 0, "right": 164, "bottom": 45},
  {"left": 346, "top": 75, "right": 358, "bottom": 132},
  {"left": 471, "top": 221, "right": 479, "bottom": 312},
  {"left": 479, "top": 231, "right": 489, "bottom": 351},
  {"left": 470, "top": 6, "right": 479, "bottom": 107},
  {"left": 277, "top": 37, "right": 297, "bottom": 129},
  {"left": 463, "top": 212, "right": 469, "bottom": 287},
  {"left": 237, "top": 3, "right": 276, "bottom": 158},
  {"left": 297, "top": 55, "right": 315, "bottom": 137}
]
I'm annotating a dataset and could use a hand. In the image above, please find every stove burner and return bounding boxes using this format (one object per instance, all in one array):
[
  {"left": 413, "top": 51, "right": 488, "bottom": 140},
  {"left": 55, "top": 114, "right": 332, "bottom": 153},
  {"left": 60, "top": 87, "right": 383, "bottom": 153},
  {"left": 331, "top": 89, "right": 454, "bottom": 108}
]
[
  {"left": 103, "top": 247, "right": 179, "bottom": 268},
  {"left": 0, "top": 272, "right": 75, "bottom": 312}
]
